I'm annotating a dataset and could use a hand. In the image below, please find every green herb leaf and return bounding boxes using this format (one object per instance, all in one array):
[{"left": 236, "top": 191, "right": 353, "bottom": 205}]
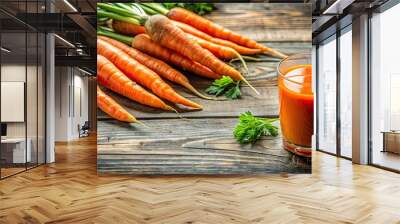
[
  {"left": 162, "top": 3, "right": 215, "bottom": 15},
  {"left": 233, "top": 112, "right": 279, "bottom": 144},
  {"left": 224, "top": 81, "right": 241, "bottom": 99},
  {"left": 206, "top": 76, "right": 242, "bottom": 100}
]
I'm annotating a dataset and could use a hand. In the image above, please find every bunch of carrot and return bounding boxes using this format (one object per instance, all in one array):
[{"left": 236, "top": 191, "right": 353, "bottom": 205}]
[{"left": 96, "top": 3, "right": 287, "bottom": 123}]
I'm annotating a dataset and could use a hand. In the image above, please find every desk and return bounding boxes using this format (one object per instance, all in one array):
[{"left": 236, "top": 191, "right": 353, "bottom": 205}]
[
  {"left": 382, "top": 131, "right": 400, "bottom": 154},
  {"left": 1, "top": 138, "right": 31, "bottom": 163}
]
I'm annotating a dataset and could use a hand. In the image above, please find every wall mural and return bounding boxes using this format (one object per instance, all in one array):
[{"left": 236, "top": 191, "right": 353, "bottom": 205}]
[{"left": 96, "top": 3, "right": 313, "bottom": 175}]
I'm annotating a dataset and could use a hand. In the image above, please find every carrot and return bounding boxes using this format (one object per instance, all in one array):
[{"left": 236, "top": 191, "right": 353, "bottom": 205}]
[
  {"left": 97, "top": 28, "right": 221, "bottom": 80},
  {"left": 97, "top": 55, "right": 174, "bottom": 111},
  {"left": 97, "top": 38, "right": 203, "bottom": 109},
  {"left": 98, "top": 35, "right": 215, "bottom": 100},
  {"left": 166, "top": 7, "right": 287, "bottom": 58},
  {"left": 97, "top": 86, "right": 136, "bottom": 123},
  {"left": 111, "top": 19, "right": 261, "bottom": 56},
  {"left": 144, "top": 15, "right": 259, "bottom": 94},
  {"left": 185, "top": 32, "right": 238, "bottom": 60},
  {"left": 184, "top": 32, "right": 248, "bottom": 72},
  {"left": 173, "top": 21, "right": 262, "bottom": 56},
  {"left": 135, "top": 34, "right": 222, "bottom": 80},
  {"left": 112, "top": 20, "right": 145, "bottom": 35}
]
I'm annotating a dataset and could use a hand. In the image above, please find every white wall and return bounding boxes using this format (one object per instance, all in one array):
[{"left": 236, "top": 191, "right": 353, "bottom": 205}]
[
  {"left": 55, "top": 66, "right": 70, "bottom": 141},
  {"left": 54, "top": 67, "right": 89, "bottom": 141}
]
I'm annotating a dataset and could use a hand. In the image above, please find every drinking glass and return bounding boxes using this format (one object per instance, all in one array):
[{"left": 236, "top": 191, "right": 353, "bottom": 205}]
[{"left": 277, "top": 53, "right": 313, "bottom": 157}]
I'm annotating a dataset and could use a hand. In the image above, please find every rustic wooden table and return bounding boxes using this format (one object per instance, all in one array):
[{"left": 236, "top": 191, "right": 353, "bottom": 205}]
[{"left": 97, "top": 3, "right": 312, "bottom": 175}]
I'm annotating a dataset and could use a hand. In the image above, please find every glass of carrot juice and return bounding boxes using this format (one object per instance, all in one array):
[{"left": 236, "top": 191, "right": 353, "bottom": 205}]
[{"left": 277, "top": 53, "right": 313, "bottom": 157}]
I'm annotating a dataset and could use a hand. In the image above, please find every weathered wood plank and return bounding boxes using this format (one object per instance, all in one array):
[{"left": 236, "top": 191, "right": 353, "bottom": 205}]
[
  {"left": 97, "top": 119, "right": 311, "bottom": 174},
  {"left": 208, "top": 3, "right": 312, "bottom": 42}
]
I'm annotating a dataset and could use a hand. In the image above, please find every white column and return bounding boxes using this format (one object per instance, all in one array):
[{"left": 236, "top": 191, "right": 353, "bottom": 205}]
[
  {"left": 46, "top": 32, "right": 55, "bottom": 163},
  {"left": 312, "top": 45, "right": 317, "bottom": 150},
  {"left": 352, "top": 14, "right": 369, "bottom": 164},
  {"left": 45, "top": 0, "right": 56, "bottom": 163}
]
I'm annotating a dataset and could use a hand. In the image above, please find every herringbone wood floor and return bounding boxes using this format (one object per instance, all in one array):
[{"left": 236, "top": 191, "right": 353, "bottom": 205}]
[{"left": 0, "top": 136, "right": 399, "bottom": 224}]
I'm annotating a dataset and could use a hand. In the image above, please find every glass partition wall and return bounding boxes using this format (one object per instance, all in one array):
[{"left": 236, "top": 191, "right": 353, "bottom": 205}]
[{"left": 0, "top": 2, "right": 46, "bottom": 179}]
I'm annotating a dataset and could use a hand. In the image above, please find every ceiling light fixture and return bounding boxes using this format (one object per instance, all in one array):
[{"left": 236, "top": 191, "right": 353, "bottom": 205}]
[
  {"left": 1, "top": 47, "right": 11, "bottom": 53},
  {"left": 322, "top": 0, "right": 355, "bottom": 15},
  {"left": 63, "top": 0, "right": 78, "bottom": 12},
  {"left": 54, "top": 34, "right": 75, "bottom": 48}
]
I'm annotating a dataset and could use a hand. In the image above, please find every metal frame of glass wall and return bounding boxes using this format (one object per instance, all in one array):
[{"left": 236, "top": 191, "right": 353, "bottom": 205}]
[
  {"left": 0, "top": 0, "right": 47, "bottom": 180},
  {"left": 315, "top": 23, "right": 352, "bottom": 160}
]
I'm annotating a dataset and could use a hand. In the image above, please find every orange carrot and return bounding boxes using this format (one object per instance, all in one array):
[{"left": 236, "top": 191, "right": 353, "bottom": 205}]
[
  {"left": 144, "top": 15, "right": 251, "bottom": 87},
  {"left": 97, "top": 86, "right": 136, "bottom": 123},
  {"left": 185, "top": 32, "right": 238, "bottom": 60},
  {"left": 112, "top": 20, "right": 146, "bottom": 35},
  {"left": 167, "top": 7, "right": 287, "bottom": 58},
  {"left": 97, "top": 55, "right": 173, "bottom": 111},
  {"left": 173, "top": 21, "right": 262, "bottom": 56},
  {"left": 97, "top": 38, "right": 202, "bottom": 109},
  {"left": 98, "top": 35, "right": 214, "bottom": 100},
  {"left": 183, "top": 32, "right": 248, "bottom": 72},
  {"left": 129, "top": 34, "right": 221, "bottom": 80}
]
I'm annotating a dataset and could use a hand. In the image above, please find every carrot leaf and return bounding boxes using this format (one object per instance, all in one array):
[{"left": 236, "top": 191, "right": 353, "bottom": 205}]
[
  {"left": 205, "top": 76, "right": 241, "bottom": 99},
  {"left": 233, "top": 112, "right": 279, "bottom": 144}
]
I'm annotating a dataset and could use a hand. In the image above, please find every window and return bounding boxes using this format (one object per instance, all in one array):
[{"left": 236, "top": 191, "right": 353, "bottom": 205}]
[
  {"left": 339, "top": 27, "right": 352, "bottom": 158},
  {"left": 317, "top": 36, "right": 337, "bottom": 154},
  {"left": 370, "top": 2, "right": 400, "bottom": 171}
]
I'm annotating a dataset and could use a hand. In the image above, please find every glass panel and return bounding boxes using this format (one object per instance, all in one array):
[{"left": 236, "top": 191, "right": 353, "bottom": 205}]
[
  {"left": 0, "top": 0, "right": 46, "bottom": 178},
  {"left": 1, "top": 28, "right": 27, "bottom": 178},
  {"left": 317, "top": 36, "right": 337, "bottom": 154},
  {"left": 339, "top": 28, "right": 352, "bottom": 158},
  {"left": 371, "top": 4, "right": 400, "bottom": 171}
]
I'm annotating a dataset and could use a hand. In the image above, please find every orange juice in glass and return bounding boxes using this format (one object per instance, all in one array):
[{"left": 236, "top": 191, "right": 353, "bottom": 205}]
[{"left": 277, "top": 53, "right": 313, "bottom": 157}]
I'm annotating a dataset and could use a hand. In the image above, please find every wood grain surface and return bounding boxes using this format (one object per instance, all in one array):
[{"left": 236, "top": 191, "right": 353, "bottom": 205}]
[{"left": 97, "top": 3, "right": 312, "bottom": 175}]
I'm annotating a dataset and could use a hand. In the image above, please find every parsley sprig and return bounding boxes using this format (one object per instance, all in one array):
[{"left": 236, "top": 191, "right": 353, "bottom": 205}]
[
  {"left": 162, "top": 3, "right": 215, "bottom": 15},
  {"left": 234, "top": 112, "right": 279, "bottom": 144},
  {"left": 206, "top": 76, "right": 241, "bottom": 99}
]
